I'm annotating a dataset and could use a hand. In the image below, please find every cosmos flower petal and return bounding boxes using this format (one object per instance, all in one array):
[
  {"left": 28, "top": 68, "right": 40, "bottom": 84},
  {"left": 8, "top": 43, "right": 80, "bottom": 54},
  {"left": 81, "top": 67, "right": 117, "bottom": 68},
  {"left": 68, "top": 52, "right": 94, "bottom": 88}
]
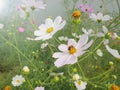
[
  {"left": 53, "top": 52, "right": 66, "bottom": 58},
  {"left": 103, "top": 15, "right": 112, "bottom": 21},
  {"left": 58, "top": 44, "right": 68, "bottom": 52},
  {"left": 97, "top": 32, "right": 105, "bottom": 37},
  {"left": 81, "top": 40, "right": 93, "bottom": 50},
  {"left": 68, "top": 39, "right": 77, "bottom": 46},
  {"left": 77, "top": 34, "right": 88, "bottom": 48},
  {"left": 55, "top": 20, "right": 66, "bottom": 30},
  {"left": 64, "top": 55, "right": 77, "bottom": 65},
  {"left": 102, "top": 26, "right": 108, "bottom": 34},
  {"left": 105, "top": 45, "right": 120, "bottom": 59},
  {"left": 54, "top": 55, "right": 69, "bottom": 67},
  {"left": 38, "top": 24, "right": 47, "bottom": 31},
  {"left": 45, "top": 18, "right": 53, "bottom": 27},
  {"left": 54, "top": 16, "right": 62, "bottom": 26},
  {"left": 34, "top": 30, "right": 46, "bottom": 36}
]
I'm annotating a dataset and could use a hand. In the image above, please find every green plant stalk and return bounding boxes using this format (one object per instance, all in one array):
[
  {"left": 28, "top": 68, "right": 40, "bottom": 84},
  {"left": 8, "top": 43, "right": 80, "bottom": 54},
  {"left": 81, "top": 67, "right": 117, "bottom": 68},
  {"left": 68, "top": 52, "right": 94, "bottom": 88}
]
[{"left": 26, "top": 77, "right": 34, "bottom": 90}]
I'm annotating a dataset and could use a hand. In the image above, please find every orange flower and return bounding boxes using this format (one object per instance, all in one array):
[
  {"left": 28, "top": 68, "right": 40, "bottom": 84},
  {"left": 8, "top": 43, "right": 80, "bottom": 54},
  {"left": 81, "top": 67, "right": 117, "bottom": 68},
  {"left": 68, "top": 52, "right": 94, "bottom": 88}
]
[
  {"left": 72, "top": 10, "right": 81, "bottom": 19},
  {"left": 111, "top": 84, "right": 119, "bottom": 90},
  {"left": 4, "top": 85, "right": 11, "bottom": 90}
]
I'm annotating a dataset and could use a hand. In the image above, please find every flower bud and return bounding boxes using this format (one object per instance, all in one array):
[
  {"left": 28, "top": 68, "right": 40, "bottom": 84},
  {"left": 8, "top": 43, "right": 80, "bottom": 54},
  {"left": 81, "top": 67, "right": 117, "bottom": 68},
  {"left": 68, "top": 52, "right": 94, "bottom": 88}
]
[{"left": 23, "top": 66, "right": 30, "bottom": 74}]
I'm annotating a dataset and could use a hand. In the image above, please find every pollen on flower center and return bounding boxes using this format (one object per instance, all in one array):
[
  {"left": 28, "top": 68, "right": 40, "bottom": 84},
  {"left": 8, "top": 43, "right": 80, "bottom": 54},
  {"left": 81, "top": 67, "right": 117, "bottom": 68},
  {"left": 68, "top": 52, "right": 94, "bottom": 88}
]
[
  {"left": 46, "top": 27, "right": 54, "bottom": 33},
  {"left": 77, "top": 81, "right": 81, "bottom": 85},
  {"left": 72, "top": 10, "right": 81, "bottom": 18},
  {"left": 68, "top": 45, "right": 77, "bottom": 54},
  {"left": 16, "top": 80, "right": 20, "bottom": 83}
]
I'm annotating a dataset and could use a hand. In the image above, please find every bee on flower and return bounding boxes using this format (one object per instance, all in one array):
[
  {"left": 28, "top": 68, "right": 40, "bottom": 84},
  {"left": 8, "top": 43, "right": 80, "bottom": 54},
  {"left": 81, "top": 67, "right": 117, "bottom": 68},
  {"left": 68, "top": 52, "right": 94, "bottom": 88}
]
[{"left": 53, "top": 34, "right": 93, "bottom": 67}]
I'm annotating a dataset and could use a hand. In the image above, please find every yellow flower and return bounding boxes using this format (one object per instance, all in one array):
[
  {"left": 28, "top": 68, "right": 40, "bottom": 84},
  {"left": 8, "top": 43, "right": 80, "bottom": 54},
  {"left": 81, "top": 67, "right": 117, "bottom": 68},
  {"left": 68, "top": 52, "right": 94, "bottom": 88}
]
[{"left": 72, "top": 10, "right": 81, "bottom": 19}]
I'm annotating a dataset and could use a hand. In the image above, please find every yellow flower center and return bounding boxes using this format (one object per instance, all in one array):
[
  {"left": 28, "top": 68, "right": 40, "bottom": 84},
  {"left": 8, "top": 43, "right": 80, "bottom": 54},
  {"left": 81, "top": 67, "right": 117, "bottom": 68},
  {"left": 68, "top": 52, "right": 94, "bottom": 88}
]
[
  {"left": 77, "top": 81, "right": 81, "bottom": 85},
  {"left": 72, "top": 10, "right": 81, "bottom": 18},
  {"left": 46, "top": 27, "right": 54, "bottom": 33},
  {"left": 68, "top": 45, "right": 77, "bottom": 54},
  {"left": 16, "top": 80, "right": 20, "bottom": 83}
]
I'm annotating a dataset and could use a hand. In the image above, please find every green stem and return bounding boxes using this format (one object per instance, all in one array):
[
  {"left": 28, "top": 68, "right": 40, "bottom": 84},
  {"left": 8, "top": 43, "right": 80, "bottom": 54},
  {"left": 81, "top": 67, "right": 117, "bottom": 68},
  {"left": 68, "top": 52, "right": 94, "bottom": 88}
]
[
  {"left": 26, "top": 77, "right": 34, "bottom": 90},
  {"left": 77, "top": 63, "right": 85, "bottom": 78}
]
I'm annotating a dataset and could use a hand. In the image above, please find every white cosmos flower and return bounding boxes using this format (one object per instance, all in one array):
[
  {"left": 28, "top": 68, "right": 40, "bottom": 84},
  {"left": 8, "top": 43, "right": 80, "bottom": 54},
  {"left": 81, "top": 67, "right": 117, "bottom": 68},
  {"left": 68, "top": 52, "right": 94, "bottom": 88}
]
[
  {"left": 22, "top": 0, "right": 46, "bottom": 10},
  {"left": 105, "top": 45, "right": 120, "bottom": 59},
  {"left": 58, "top": 36, "right": 69, "bottom": 41},
  {"left": 33, "top": 16, "right": 66, "bottom": 41},
  {"left": 89, "top": 12, "right": 112, "bottom": 22},
  {"left": 12, "top": 75, "right": 25, "bottom": 87},
  {"left": 53, "top": 34, "right": 93, "bottom": 67},
  {"left": 82, "top": 28, "right": 95, "bottom": 36},
  {"left": 74, "top": 80, "right": 87, "bottom": 90},
  {"left": 97, "top": 26, "right": 118, "bottom": 45},
  {"left": 34, "top": 86, "right": 44, "bottom": 90}
]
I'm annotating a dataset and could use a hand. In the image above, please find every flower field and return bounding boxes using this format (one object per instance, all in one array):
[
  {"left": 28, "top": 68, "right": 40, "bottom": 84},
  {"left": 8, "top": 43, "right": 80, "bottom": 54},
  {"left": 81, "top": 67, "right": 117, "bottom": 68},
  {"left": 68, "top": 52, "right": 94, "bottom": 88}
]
[{"left": 0, "top": 0, "right": 120, "bottom": 90}]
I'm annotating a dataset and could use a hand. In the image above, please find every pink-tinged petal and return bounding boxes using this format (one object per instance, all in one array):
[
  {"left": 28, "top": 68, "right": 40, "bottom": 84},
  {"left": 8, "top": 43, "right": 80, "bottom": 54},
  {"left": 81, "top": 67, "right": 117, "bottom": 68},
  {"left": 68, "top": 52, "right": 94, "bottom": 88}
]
[
  {"left": 18, "top": 27, "right": 24, "bottom": 32},
  {"left": 81, "top": 40, "right": 93, "bottom": 50},
  {"left": 64, "top": 55, "right": 77, "bottom": 65},
  {"left": 68, "top": 39, "right": 77, "bottom": 46},
  {"left": 54, "top": 16, "right": 62, "bottom": 26},
  {"left": 54, "top": 54, "right": 69, "bottom": 67},
  {"left": 102, "top": 26, "right": 108, "bottom": 34},
  {"left": 89, "top": 13, "right": 97, "bottom": 21},
  {"left": 58, "top": 44, "right": 68, "bottom": 52},
  {"left": 77, "top": 34, "right": 88, "bottom": 48},
  {"left": 45, "top": 18, "right": 54, "bottom": 28},
  {"left": 97, "top": 12, "right": 103, "bottom": 19},
  {"left": 55, "top": 20, "right": 66, "bottom": 31},
  {"left": 105, "top": 45, "right": 120, "bottom": 59},
  {"left": 75, "top": 50, "right": 86, "bottom": 57},
  {"left": 52, "top": 52, "right": 65, "bottom": 58}
]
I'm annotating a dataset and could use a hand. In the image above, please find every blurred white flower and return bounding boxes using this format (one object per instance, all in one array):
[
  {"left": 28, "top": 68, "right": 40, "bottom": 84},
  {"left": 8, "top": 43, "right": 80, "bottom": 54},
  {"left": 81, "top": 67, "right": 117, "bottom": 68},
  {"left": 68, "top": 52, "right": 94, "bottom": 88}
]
[
  {"left": 0, "top": 23, "right": 4, "bottom": 29},
  {"left": 89, "top": 12, "right": 112, "bottom": 22},
  {"left": 105, "top": 45, "right": 120, "bottom": 59},
  {"left": 53, "top": 34, "right": 93, "bottom": 67},
  {"left": 97, "top": 26, "right": 118, "bottom": 45},
  {"left": 41, "top": 42, "right": 48, "bottom": 49},
  {"left": 22, "top": 0, "right": 46, "bottom": 10},
  {"left": 34, "top": 86, "right": 44, "bottom": 90},
  {"left": 72, "top": 74, "right": 80, "bottom": 81},
  {"left": 12, "top": 75, "right": 25, "bottom": 87},
  {"left": 82, "top": 28, "right": 95, "bottom": 36},
  {"left": 58, "top": 36, "right": 69, "bottom": 41},
  {"left": 74, "top": 80, "right": 87, "bottom": 90},
  {"left": 72, "top": 33, "right": 81, "bottom": 39},
  {"left": 33, "top": 16, "right": 66, "bottom": 41},
  {"left": 96, "top": 49, "right": 103, "bottom": 57},
  {"left": 23, "top": 66, "right": 30, "bottom": 73},
  {"left": 49, "top": 72, "right": 64, "bottom": 76}
]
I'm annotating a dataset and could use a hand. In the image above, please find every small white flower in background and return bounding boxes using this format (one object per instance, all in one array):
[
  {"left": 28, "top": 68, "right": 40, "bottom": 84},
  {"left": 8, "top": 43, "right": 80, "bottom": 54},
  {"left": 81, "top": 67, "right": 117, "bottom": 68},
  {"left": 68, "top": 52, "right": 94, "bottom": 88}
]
[
  {"left": 96, "top": 49, "right": 103, "bottom": 57},
  {"left": 0, "top": 23, "right": 4, "bottom": 29},
  {"left": 12, "top": 75, "right": 25, "bottom": 87},
  {"left": 53, "top": 34, "right": 93, "bottom": 67},
  {"left": 21, "top": 0, "right": 46, "bottom": 10},
  {"left": 72, "top": 74, "right": 80, "bottom": 81},
  {"left": 89, "top": 12, "right": 112, "bottom": 22},
  {"left": 72, "top": 33, "right": 81, "bottom": 39},
  {"left": 34, "top": 86, "right": 44, "bottom": 90},
  {"left": 74, "top": 80, "right": 87, "bottom": 90},
  {"left": 49, "top": 72, "right": 64, "bottom": 76},
  {"left": 23, "top": 66, "right": 30, "bottom": 73},
  {"left": 58, "top": 36, "right": 69, "bottom": 41},
  {"left": 41, "top": 42, "right": 48, "bottom": 49},
  {"left": 82, "top": 28, "right": 95, "bottom": 36},
  {"left": 97, "top": 26, "right": 118, "bottom": 45},
  {"left": 31, "top": 16, "right": 66, "bottom": 41},
  {"left": 105, "top": 45, "right": 120, "bottom": 59}
]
